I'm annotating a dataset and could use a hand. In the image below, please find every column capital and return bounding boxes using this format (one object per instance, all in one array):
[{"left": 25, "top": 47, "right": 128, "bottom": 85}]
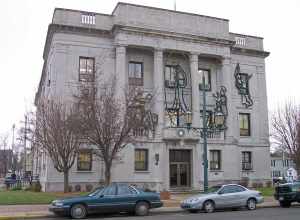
[
  {"left": 221, "top": 56, "right": 231, "bottom": 65},
  {"left": 189, "top": 52, "right": 199, "bottom": 62}
]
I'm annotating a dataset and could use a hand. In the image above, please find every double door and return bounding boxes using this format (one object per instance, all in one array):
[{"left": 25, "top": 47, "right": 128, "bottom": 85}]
[{"left": 169, "top": 150, "right": 191, "bottom": 188}]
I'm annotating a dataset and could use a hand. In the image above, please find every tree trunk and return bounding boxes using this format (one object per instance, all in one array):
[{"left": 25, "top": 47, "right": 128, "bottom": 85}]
[
  {"left": 63, "top": 170, "right": 69, "bottom": 193},
  {"left": 104, "top": 163, "right": 112, "bottom": 186}
]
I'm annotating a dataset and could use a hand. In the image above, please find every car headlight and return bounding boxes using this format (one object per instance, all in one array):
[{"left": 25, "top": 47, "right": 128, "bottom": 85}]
[
  {"left": 53, "top": 201, "right": 64, "bottom": 206},
  {"left": 189, "top": 198, "right": 200, "bottom": 204}
]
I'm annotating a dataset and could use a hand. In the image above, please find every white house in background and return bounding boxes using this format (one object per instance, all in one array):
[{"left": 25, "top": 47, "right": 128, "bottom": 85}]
[
  {"left": 270, "top": 152, "right": 297, "bottom": 182},
  {"left": 34, "top": 2, "right": 271, "bottom": 192}
]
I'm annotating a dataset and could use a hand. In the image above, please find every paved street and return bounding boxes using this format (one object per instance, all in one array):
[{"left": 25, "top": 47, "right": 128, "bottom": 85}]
[{"left": 31, "top": 207, "right": 300, "bottom": 220}]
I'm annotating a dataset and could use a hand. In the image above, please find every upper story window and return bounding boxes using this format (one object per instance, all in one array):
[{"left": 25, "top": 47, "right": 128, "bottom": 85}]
[
  {"left": 210, "top": 150, "right": 221, "bottom": 170},
  {"left": 79, "top": 57, "right": 95, "bottom": 82},
  {"left": 134, "top": 149, "right": 148, "bottom": 171},
  {"left": 77, "top": 150, "right": 92, "bottom": 171},
  {"left": 164, "top": 65, "right": 185, "bottom": 88},
  {"left": 271, "top": 160, "right": 276, "bottom": 167},
  {"left": 239, "top": 113, "right": 250, "bottom": 136},
  {"left": 198, "top": 69, "right": 211, "bottom": 91},
  {"left": 129, "top": 62, "right": 143, "bottom": 86},
  {"left": 242, "top": 151, "right": 252, "bottom": 170}
]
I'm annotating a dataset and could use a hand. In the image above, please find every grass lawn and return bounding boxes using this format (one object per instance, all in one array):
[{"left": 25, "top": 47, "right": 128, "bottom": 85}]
[
  {"left": 255, "top": 187, "right": 275, "bottom": 197},
  {"left": 0, "top": 190, "right": 87, "bottom": 205}
]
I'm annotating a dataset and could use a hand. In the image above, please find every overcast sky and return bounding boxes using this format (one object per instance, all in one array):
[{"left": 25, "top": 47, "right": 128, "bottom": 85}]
[{"left": 0, "top": 0, "right": 300, "bottom": 140}]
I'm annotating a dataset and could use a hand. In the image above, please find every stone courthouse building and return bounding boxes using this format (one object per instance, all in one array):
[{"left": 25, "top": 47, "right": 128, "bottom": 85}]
[{"left": 35, "top": 2, "right": 271, "bottom": 192}]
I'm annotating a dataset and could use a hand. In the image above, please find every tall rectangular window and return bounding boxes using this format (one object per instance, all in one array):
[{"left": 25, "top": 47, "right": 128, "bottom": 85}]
[
  {"left": 239, "top": 113, "right": 250, "bottom": 136},
  {"left": 129, "top": 62, "right": 143, "bottom": 86},
  {"left": 210, "top": 150, "right": 221, "bottom": 170},
  {"left": 242, "top": 151, "right": 252, "bottom": 170},
  {"left": 79, "top": 57, "right": 95, "bottom": 82},
  {"left": 77, "top": 150, "right": 92, "bottom": 171},
  {"left": 135, "top": 149, "right": 148, "bottom": 171},
  {"left": 198, "top": 69, "right": 211, "bottom": 91}
]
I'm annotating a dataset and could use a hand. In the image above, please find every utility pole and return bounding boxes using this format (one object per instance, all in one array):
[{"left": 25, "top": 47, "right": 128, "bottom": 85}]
[
  {"left": 201, "top": 75, "right": 208, "bottom": 192},
  {"left": 12, "top": 124, "right": 15, "bottom": 172},
  {"left": 24, "top": 115, "right": 27, "bottom": 177}
]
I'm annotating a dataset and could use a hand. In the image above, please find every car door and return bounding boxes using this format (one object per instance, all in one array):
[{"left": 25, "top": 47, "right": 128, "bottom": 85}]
[
  {"left": 89, "top": 185, "right": 118, "bottom": 214},
  {"left": 115, "top": 185, "right": 138, "bottom": 212},
  {"left": 214, "top": 185, "right": 240, "bottom": 208}
]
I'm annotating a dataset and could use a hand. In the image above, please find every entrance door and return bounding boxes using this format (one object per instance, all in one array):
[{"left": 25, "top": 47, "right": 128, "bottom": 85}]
[{"left": 169, "top": 150, "right": 191, "bottom": 188}]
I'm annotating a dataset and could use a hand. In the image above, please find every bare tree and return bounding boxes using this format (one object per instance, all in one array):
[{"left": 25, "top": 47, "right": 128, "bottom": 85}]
[
  {"left": 34, "top": 100, "right": 82, "bottom": 192},
  {"left": 78, "top": 77, "right": 155, "bottom": 185},
  {"left": 0, "top": 134, "right": 9, "bottom": 176},
  {"left": 271, "top": 101, "right": 300, "bottom": 172}
]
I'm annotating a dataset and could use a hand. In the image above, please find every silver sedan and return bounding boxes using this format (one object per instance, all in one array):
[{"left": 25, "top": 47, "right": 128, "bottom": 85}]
[{"left": 181, "top": 184, "right": 264, "bottom": 213}]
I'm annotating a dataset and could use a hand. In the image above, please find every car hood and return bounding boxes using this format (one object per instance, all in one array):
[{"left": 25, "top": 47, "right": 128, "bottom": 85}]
[
  {"left": 183, "top": 193, "right": 216, "bottom": 203},
  {"left": 54, "top": 196, "right": 92, "bottom": 204}
]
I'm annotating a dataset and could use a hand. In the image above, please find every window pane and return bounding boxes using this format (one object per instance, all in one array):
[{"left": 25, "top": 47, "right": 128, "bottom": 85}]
[
  {"left": 198, "top": 69, "right": 211, "bottom": 90},
  {"left": 80, "top": 58, "right": 87, "bottom": 74},
  {"left": 135, "top": 63, "right": 142, "bottom": 78},
  {"left": 129, "top": 63, "right": 135, "bottom": 78},
  {"left": 118, "top": 185, "right": 133, "bottom": 195},
  {"left": 135, "top": 149, "right": 148, "bottom": 171},
  {"left": 87, "top": 59, "right": 94, "bottom": 73},
  {"left": 77, "top": 150, "right": 92, "bottom": 171},
  {"left": 239, "top": 113, "right": 250, "bottom": 136}
]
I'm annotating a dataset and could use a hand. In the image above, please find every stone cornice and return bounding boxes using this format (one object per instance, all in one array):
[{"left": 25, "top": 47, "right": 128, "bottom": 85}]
[
  {"left": 231, "top": 47, "right": 270, "bottom": 58},
  {"left": 113, "top": 25, "right": 235, "bottom": 48}
]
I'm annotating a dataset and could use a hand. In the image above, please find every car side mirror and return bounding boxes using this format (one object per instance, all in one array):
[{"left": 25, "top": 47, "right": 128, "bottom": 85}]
[
  {"left": 218, "top": 191, "right": 223, "bottom": 195},
  {"left": 99, "top": 194, "right": 104, "bottom": 198}
]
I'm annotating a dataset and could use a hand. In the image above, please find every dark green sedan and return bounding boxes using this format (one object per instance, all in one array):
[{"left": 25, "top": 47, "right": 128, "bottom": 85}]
[{"left": 49, "top": 183, "right": 163, "bottom": 219}]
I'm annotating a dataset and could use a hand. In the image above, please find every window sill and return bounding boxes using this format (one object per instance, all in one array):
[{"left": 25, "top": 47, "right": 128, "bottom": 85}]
[
  {"left": 76, "top": 170, "right": 94, "bottom": 173},
  {"left": 241, "top": 169, "right": 254, "bottom": 172},
  {"left": 134, "top": 170, "right": 150, "bottom": 174},
  {"left": 209, "top": 170, "right": 223, "bottom": 172}
]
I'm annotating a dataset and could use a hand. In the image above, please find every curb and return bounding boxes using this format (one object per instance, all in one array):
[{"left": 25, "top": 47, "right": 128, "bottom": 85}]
[{"left": 0, "top": 204, "right": 290, "bottom": 220}]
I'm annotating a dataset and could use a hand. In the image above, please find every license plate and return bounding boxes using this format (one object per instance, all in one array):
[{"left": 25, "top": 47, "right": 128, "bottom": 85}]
[{"left": 279, "top": 197, "right": 284, "bottom": 201}]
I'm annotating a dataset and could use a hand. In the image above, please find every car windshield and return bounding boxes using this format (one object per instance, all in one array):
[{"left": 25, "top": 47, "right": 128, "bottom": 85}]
[
  {"left": 87, "top": 187, "right": 104, "bottom": 197},
  {"left": 206, "top": 185, "right": 222, "bottom": 193}
]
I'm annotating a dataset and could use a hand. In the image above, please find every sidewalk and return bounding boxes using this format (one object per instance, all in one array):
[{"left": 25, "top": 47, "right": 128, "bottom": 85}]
[{"left": 0, "top": 196, "right": 280, "bottom": 220}]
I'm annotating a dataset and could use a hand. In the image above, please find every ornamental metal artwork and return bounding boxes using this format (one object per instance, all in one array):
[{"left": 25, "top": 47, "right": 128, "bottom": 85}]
[
  {"left": 212, "top": 86, "right": 228, "bottom": 130},
  {"left": 132, "top": 89, "right": 158, "bottom": 138},
  {"left": 234, "top": 63, "right": 253, "bottom": 108},
  {"left": 164, "top": 64, "right": 192, "bottom": 127}
]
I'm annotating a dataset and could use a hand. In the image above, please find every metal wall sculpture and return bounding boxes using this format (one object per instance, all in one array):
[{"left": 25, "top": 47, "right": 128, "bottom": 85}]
[
  {"left": 164, "top": 63, "right": 192, "bottom": 127},
  {"left": 213, "top": 86, "right": 228, "bottom": 130},
  {"left": 234, "top": 63, "right": 253, "bottom": 108},
  {"left": 133, "top": 89, "right": 158, "bottom": 138}
]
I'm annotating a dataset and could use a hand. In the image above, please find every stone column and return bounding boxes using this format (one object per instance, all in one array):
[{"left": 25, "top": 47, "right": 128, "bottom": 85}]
[
  {"left": 221, "top": 57, "right": 235, "bottom": 141},
  {"left": 153, "top": 48, "right": 164, "bottom": 138},
  {"left": 190, "top": 53, "right": 200, "bottom": 128},
  {"left": 115, "top": 45, "right": 127, "bottom": 98}
]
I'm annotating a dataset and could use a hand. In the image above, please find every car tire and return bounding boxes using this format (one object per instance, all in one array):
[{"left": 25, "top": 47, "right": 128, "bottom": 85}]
[
  {"left": 188, "top": 209, "right": 199, "bottom": 213},
  {"left": 279, "top": 201, "right": 291, "bottom": 208},
  {"left": 70, "top": 204, "right": 87, "bottom": 219},
  {"left": 135, "top": 201, "right": 149, "bottom": 216},
  {"left": 246, "top": 198, "right": 256, "bottom": 210},
  {"left": 203, "top": 200, "right": 215, "bottom": 213}
]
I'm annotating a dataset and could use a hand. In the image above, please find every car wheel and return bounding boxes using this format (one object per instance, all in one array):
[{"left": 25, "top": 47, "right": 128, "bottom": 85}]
[
  {"left": 246, "top": 198, "right": 256, "bottom": 210},
  {"left": 70, "top": 204, "right": 87, "bottom": 219},
  {"left": 203, "top": 200, "right": 215, "bottom": 213},
  {"left": 188, "top": 209, "right": 199, "bottom": 213},
  {"left": 135, "top": 201, "right": 149, "bottom": 216},
  {"left": 279, "top": 201, "right": 291, "bottom": 208}
]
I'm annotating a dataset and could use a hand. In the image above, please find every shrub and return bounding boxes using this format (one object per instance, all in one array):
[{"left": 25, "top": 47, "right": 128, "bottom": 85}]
[
  {"left": 257, "top": 182, "right": 264, "bottom": 188},
  {"left": 252, "top": 182, "right": 258, "bottom": 188},
  {"left": 75, "top": 184, "right": 81, "bottom": 192},
  {"left": 239, "top": 177, "right": 249, "bottom": 187},
  {"left": 85, "top": 184, "right": 93, "bottom": 192},
  {"left": 31, "top": 181, "right": 42, "bottom": 192},
  {"left": 68, "top": 185, "right": 73, "bottom": 192},
  {"left": 266, "top": 181, "right": 272, "bottom": 188}
]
